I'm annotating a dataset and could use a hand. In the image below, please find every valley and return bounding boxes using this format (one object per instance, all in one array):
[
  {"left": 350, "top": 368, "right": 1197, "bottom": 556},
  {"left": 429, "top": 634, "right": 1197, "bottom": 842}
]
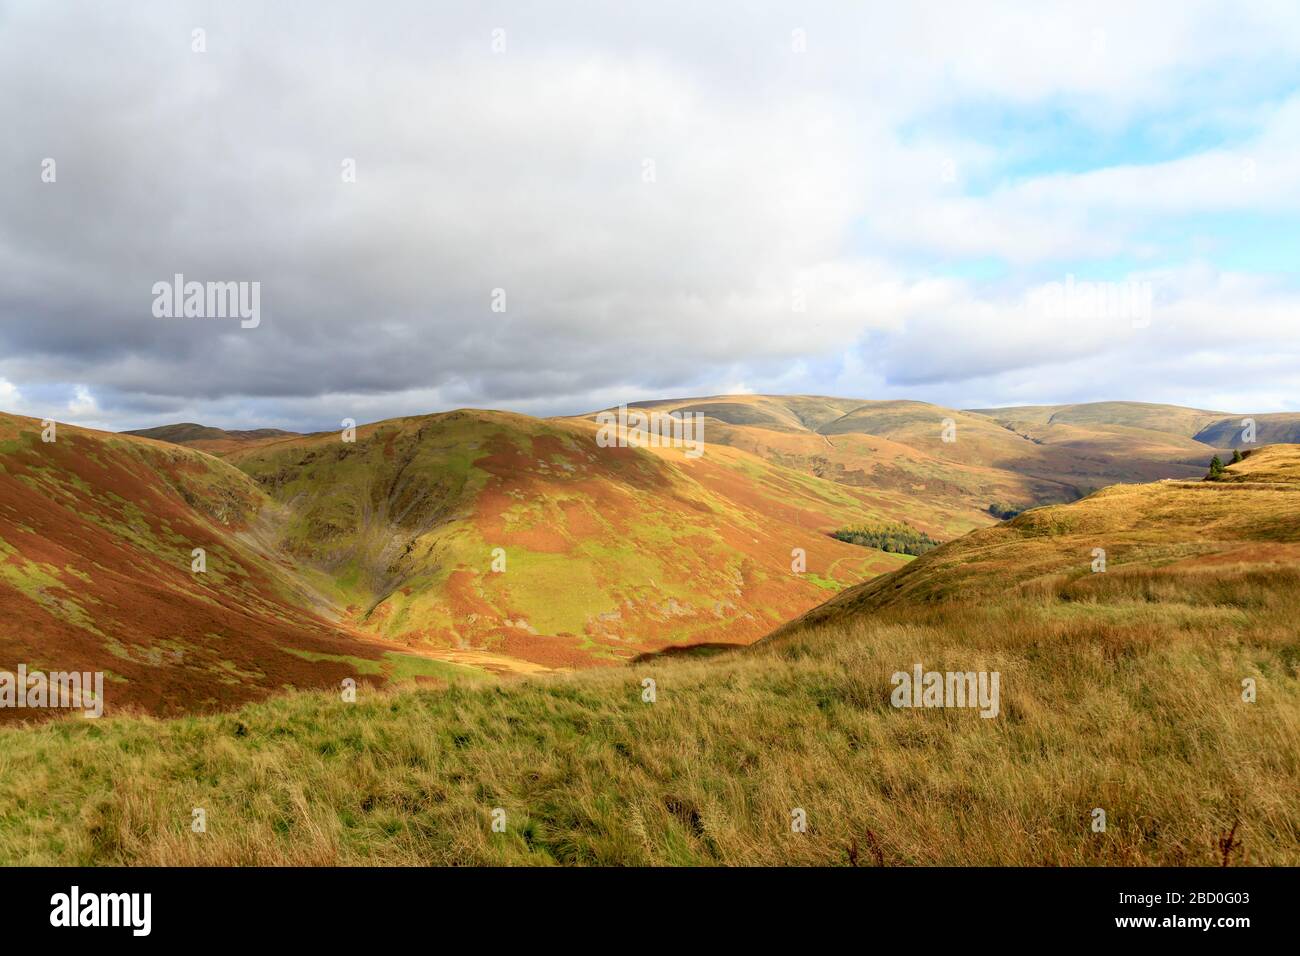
[
  {"left": 1, "top": 442, "right": 1295, "bottom": 864},
  {"left": 0, "top": 395, "right": 1282, "bottom": 721}
]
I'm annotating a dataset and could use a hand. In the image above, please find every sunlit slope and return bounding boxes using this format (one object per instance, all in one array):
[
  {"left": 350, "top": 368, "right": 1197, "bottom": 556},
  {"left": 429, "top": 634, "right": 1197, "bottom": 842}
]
[
  {"left": 969, "top": 400, "right": 1300, "bottom": 458},
  {"left": 576, "top": 395, "right": 1224, "bottom": 520},
  {"left": 225, "top": 410, "right": 913, "bottom": 668},
  {"left": 773, "top": 443, "right": 1300, "bottom": 633},
  {"left": 821, "top": 399, "right": 1211, "bottom": 486},
  {"left": 594, "top": 398, "right": 1067, "bottom": 535},
  {"left": 968, "top": 400, "right": 1228, "bottom": 437},
  {"left": 0, "top": 414, "right": 410, "bottom": 720},
  {"left": 134, "top": 396, "right": 1251, "bottom": 536}
]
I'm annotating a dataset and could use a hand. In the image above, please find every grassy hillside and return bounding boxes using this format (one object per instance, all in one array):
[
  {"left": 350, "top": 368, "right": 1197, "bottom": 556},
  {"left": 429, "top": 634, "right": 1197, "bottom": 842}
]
[
  {"left": 3, "top": 446, "right": 1295, "bottom": 865},
  {"left": 574, "top": 403, "right": 1025, "bottom": 539},
  {"left": 224, "top": 409, "right": 915, "bottom": 668},
  {"left": 1193, "top": 412, "right": 1300, "bottom": 449},
  {"left": 7, "top": 396, "right": 1294, "bottom": 722},
  {"left": 585, "top": 395, "right": 1224, "bottom": 520},
  {"left": 967, "top": 400, "right": 1227, "bottom": 437},
  {"left": 0, "top": 413, "right": 441, "bottom": 721},
  {"left": 969, "top": 399, "right": 1300, "bottom": 458},
  {"left": 124, "top": 423, "right": 302, "bottom": 456},
  {"left": 777, "top": 444, "right": 1300, "bottom": 625},
  {"left": 1, "top": 407, "right": 925, "bottom": 713},
  {"left": 124, "top": 423, "right": 298, "bottom": 444}
]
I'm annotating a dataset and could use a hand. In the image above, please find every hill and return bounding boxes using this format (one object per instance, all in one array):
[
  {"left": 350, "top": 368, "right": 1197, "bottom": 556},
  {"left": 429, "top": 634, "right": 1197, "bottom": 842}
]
[
  {"left": 2, "top": 406, "right": 928, "bottom": 717},
  {"left": 582, "top": 395, "right": 1229, "bottom": 509},
  {"left": 1, "top": 445, "right": 1295, "bottom": 864},
  {"left": 220, "top": 409, "right": 917, "bottom": 667},
  {"left": 124, "top": 423, "right": 301, "bottom": 456},
  {"left": 966, "top": 400, "right": 1228, "bottom": 437},
  {"left": 1192, "top": 412, "right": 1300, "bottom": 449},
  {"left": 971, "top": 399, "right": 1300, "bottom": 454},
  {"left": 5, "top": 395, "right": 1293, "bottom": 720},
  {"left": 0, "top": 413, "right": 451, "bottom": 721},
  {"left": 125, "top": 423, "right": 298, "bottom": 444},
  {"left": 134, "top": 396, "right": 1269, "bottom": 539},
  {"left": 772, "top": 442, "right": 1300, "bottom": 630}
]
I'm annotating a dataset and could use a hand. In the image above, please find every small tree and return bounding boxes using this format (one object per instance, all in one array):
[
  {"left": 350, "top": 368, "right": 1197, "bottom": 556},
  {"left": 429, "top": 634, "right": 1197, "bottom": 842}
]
[
  {"left": 1230, "top": 448, "right": 1243, "bottom": 464},
  {"left": 1207, "top": 455, "right": 1225, "bottom": 480}
]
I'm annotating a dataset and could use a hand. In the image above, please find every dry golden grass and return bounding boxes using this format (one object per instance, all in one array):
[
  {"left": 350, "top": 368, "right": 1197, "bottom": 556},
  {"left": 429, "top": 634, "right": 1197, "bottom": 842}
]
[{"left": 1, "top": 561, "right": 1295, "bottom": 866}]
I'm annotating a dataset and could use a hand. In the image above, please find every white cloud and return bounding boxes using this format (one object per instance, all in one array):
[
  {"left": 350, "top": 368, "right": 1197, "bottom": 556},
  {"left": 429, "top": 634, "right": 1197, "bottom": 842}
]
[
  {"left": 67, "top": 385, "right": 100, "bottom": 418},
  {"left": 0, "top": 378, "right": 21, "bottom": 407}
]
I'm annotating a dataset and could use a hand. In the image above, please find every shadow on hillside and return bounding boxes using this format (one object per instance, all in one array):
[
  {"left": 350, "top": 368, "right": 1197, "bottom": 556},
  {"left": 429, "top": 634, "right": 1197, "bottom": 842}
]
[{"left": 631, "top": 642, "right": 748, "bottom": 664}]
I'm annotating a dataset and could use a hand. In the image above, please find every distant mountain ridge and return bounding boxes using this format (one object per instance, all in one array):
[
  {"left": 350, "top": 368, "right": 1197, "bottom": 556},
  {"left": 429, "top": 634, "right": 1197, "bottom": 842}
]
[
  {"left": 125, "top": 423, "right": 298, "bottom": 443},
  {"left": 968, "top": 400, "right": 1300, "bottom": 448}
]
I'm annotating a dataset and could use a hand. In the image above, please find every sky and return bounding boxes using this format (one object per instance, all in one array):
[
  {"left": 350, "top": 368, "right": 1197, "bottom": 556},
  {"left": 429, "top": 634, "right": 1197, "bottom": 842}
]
[{"left": 2, "top": 0, "right": 1299, "bottom": 432}]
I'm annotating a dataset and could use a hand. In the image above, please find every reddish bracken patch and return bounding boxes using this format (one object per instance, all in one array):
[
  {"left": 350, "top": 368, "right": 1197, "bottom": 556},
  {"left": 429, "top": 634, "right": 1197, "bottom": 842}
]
[{"left": 0, "top": 419, "right": 394, "bottom": 723}]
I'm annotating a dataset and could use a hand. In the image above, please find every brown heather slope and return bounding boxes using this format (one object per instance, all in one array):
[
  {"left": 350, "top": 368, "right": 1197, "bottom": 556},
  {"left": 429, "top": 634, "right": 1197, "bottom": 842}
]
[
  {"left": 140, "top": 395, "right": 1243, "bottom": 542},
  {"left": 0, "top": 414, "right": 467, "bottom": 722}
]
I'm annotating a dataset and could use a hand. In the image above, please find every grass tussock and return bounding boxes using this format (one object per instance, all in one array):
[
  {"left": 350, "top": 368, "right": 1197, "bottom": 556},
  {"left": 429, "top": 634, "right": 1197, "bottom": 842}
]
[{"left": 1, "top": 561, "right": 1296, "bottom": 866}]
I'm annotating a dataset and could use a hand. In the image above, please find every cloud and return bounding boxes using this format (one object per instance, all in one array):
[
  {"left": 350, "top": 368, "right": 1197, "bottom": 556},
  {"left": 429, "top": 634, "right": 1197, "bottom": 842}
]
[
  {"left": 1, "top": 0, "right": 1299, "bottom": 430},
  {"left": 66, "top": 385, "right": 100, "bottom": 417},
  {"left": 0, "top": 378, "right": 22, "bottom": 409}
]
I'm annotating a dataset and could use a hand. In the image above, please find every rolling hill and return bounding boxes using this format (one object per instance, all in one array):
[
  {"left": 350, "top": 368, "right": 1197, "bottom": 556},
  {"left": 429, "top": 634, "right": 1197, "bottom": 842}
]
[
  {"left": 772, "top": 442, "right": 1300, "bottom": 631},
  {"left": 583, "top": 395, "right": 1241, "bottom": 502},
  {"left": 124, "top": 423, "right": 299, "bottom": 444},
  {"left": 971, "top": 399, "right": 1300, "bottom": 453},
  {"left": 1192, "top": 412, "right": 1300, "bottom": 448},
  {"left": 219, "top": 409, "right": 917, "bottom": 667},
  {"left": 124, "top": 423, "right": 301, "bottom": 456},
  {"left": 0, "top": 395, "right": 1291, "bottom": 722},
  {"left": 0, "top": 412, "right": 429, "bottom": 722},
  {"left": 2, "top": 444, "right": 1295, "bottom": 864},
  {"left": 1, "top": 404, "right": 928, "bottom": 717}
]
